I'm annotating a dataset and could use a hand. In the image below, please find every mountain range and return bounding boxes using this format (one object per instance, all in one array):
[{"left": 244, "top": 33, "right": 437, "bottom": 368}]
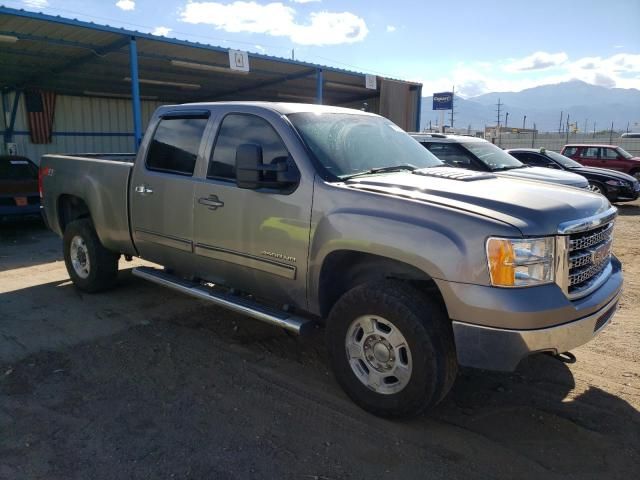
[{"left": 420, "top": 81, "right": 640, "bottom": 133}]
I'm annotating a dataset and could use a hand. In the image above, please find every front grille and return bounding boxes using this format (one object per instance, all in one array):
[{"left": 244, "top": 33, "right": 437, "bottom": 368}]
[{"left": 567, "top": 221, "right": 614, "bottom": 296}]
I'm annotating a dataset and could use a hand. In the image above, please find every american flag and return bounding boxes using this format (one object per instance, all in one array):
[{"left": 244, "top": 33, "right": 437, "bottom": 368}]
[{"left": 25, "top": 90, "right": 56, "bottom": 144}]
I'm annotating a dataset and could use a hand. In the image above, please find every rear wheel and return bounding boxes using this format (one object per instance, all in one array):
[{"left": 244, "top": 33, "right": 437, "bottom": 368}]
[
  {"left": 63, "top": 219, "right": 119, "bottom": 292},
  {"left": 326, "top": 280, "right": 457, "bottom": 418}
]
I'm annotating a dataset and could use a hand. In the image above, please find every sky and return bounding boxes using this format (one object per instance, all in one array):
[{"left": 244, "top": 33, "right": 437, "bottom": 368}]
[{"left": 5, "top": 0, "right": 640, "bottom": 97}]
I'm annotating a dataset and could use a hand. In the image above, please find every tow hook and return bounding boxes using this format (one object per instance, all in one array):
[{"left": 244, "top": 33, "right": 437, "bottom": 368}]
[
  {"left": 124, "top": 255, "right": 133, "bottom": 261},
  {"left": 547, "top": 351, "right": 577, "bottom": 364}
]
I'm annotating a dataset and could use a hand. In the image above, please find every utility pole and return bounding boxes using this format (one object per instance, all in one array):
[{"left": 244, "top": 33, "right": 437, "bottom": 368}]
[
  {"left": 559, "top": 111, "right": 563, "bottom": 134},
  {"left": 496, "top": 98, "right": 502, "bottom": 127},
  {"left": 532, "top": 123, "right": 537, "bottom": 148},
  {"left": 593, "top": 121, "right": 596, "bottom": 138},
  {"left": 609, "top": 121, "right": 614, "bottom": 144},
  {"left": 505, "top": 112, "right": 509, "bottom": 128},
  {"left": 584, "top": 119, "right": 588, "bottom": 136},
  {"left": 449, "top": 86, "right": 455, "bottom": 130},
  {"left": 627, "top": 121, "right": 630, "bottom": 133},
  {"left": 565, "top": 114, "right": 570, "bottom": 144},
  {"left": 291, "top": 49, "right": 295, "bottom": 60},
  {"left": 523, "top": 115, "right": 526, "bottom": 129}
]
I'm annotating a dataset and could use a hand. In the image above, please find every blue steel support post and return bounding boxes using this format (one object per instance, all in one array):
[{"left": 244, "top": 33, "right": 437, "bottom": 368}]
[
  {"left": 4, "top": 90, "right": 21, "bottom": 144},
  {"left": 415, "top": 85, "right": 422, "bottom": 132},
  {"left": 316, "top": 68, "right": 323, "bottom": 105},
  {"left": 129, "top": 36, "right": 143, "bottom": 150}
]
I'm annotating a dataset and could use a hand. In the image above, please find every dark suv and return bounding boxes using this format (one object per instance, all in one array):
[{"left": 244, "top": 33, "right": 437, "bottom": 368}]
[
  {"left": 0, "top": 155, "right": 41, "bottom": 221},
  {"left": 561, "top": 144, "right": 640, "bottom": 180}
]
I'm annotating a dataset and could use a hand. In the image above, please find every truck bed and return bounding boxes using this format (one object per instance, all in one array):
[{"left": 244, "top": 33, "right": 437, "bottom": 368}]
[{"left": 40, "top": 153, "right": 137, "bottom": 256}]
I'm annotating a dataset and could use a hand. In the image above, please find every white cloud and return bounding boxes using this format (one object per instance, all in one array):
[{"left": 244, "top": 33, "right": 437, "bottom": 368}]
[
  {"left": 180, "top": 1, "right": 368, "bottom": 46},
  {"left": 116, "top": 0, "right": 135, "bottom": 11},
  {"left": 386, "top": 25, "right": 396, "bottom": 33},
  {"left": 290, "top": 0, "right": 321, "bottom": 3},
  {"left": 504, "top": 51, "right": 568, "bottom": 72},
  {"left": 151, "top": 26, "right": 172, "bottom": 36},
  {"left": 418, "top": 52, "right": 640, "bottom": 98},
  {"left": 22, "top": 0, "right": 49, "bottom": 8}
]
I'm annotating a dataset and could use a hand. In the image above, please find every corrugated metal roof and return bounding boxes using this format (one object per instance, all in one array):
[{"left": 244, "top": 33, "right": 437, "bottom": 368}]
[{"left": 0, "top": 5, "right": 419, "bottom": 105}]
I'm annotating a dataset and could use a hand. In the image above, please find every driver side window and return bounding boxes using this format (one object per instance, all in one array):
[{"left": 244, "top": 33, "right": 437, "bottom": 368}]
[{"left": 208, "top": 114, "right": 289, "bottom": 181}]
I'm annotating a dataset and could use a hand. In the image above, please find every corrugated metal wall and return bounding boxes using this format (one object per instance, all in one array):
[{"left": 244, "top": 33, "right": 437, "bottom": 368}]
[{"left": 2, "top": 92, "right": 163, "bottom": 163}]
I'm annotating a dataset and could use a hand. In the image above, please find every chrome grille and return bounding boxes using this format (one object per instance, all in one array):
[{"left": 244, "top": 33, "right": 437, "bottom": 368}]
[
  {"left": 569, "top": 223, "right": 614, "bottom": 250},
  {"left": 567, "top": 221, "right": 614, "bottom": 296}
]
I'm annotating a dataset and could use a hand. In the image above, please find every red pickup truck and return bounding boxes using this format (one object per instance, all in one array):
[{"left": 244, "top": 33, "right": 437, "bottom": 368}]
[{"left": 561, "top": 144, "right": 640, "bottom": 180}]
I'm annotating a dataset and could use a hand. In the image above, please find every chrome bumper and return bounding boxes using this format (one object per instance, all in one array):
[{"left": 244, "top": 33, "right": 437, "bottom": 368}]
[{"left": 452, "top": 290, "right": 621, "bottom": 371}]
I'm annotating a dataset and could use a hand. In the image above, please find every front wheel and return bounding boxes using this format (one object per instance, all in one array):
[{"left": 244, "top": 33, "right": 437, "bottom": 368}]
[
  {"left": 587, "top": 182, "right": 606, "bottom": 196},
  {"left": 63, "top": 219, "right": 119, "bottom": 292},
  {"left": 326, "top": 280, "right": 458, "bottom": 418}
]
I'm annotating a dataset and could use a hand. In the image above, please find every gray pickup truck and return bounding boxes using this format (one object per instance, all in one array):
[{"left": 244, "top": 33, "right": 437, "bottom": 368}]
[{"left": 40, "top": 102, "right": 623, "bottom": 418}]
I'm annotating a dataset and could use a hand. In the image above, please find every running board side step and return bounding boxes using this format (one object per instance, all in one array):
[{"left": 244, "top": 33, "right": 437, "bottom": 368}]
[{"left": 132, "top": 266, "right": 315, "bottom": 335}]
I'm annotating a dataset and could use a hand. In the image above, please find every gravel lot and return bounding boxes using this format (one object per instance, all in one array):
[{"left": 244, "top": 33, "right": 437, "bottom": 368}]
[{"left": 1, "top": 202, "right": 639, "bottom": 480}]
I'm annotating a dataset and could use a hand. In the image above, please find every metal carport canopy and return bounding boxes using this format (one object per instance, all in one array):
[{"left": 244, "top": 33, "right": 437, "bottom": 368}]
[{"left": 0, "top": 5, "right": 422, "bottom": 148}]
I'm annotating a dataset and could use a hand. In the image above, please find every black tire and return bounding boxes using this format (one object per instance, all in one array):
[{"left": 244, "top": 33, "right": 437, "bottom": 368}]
[
  {"left": 326, "top": 280, "right": 458, "bottom": 418},
  {"left": 63, "top": 218, "right": 119, "bottom": 292}
]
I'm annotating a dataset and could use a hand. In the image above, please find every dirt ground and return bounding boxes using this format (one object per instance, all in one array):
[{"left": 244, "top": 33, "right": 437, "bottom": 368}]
[{"left": 1, "top": 202, "right": 639, "bottom": 480}]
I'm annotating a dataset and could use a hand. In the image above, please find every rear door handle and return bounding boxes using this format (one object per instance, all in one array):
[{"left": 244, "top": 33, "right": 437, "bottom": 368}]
[
  {"left": 134, "top": 185, "right": 153, "bottom": 195},
  {"left": 198, "top": 194, "right": 224, "bottom": 210}
]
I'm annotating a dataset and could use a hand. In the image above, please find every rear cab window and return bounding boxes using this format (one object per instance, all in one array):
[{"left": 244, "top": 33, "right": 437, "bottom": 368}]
[{"left": 146, "top": 115, "right": 209, "bottom": 176}]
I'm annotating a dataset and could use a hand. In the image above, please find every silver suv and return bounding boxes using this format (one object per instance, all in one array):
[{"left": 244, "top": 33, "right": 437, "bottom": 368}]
[{"left": 410, "top": 133, "right": 589, "bottom": 188}]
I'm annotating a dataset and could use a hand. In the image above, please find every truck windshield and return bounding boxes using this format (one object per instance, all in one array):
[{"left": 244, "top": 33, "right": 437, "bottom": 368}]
[
  {"left": 461, "top": 142, "right": 524, "bottom": 171},
  {"left": 287, "top": 113, "right": 443, "bottom": 179}
]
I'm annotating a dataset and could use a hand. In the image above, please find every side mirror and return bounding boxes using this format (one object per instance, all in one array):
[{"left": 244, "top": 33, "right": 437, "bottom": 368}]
[
  {"left": 236, "top": 143, "right": 262, "bottom": 189},
  {"left": 236, "top": 144, "right": 300, "bottom": 190}
]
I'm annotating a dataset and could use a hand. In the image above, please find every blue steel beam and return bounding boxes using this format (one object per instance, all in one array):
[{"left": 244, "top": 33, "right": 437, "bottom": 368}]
[
  {"left": 4, "top": 90, "right": 21, "bottom": 143},
  {"left": 129, "top": 37, "right": 142, "bottom": 150},
  {"left": 18, "top": 37, "right": 131, "bottom": 89},
  {"left": 316, "top": 68, "right": 323, "bottom": 105}
]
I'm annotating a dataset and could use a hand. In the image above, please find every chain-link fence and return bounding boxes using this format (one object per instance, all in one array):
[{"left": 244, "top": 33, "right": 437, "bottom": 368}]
[{"left": 493, "top": 133, "right": 640, "bottom": 156}]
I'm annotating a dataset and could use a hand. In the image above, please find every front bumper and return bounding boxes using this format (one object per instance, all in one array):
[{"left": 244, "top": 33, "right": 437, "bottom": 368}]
[
  {"left": 436, "top": 256, "right": 623, "bottom": 371},
  {"left": 609, "top": 183, "right": 640, "bottom": 202}
]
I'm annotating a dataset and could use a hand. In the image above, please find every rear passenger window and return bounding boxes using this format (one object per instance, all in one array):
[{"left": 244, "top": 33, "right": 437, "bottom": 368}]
[
  {"left": 208, "top": 114, "right": 289, "bottom": 180},
  {"left": 146, "top": 116, "right": 209, "bottom": 175}
]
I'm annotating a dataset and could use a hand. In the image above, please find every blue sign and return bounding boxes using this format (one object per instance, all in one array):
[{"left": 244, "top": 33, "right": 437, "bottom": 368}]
[{"left": 433, "top": 92, "right": 453, "bottom": 110}]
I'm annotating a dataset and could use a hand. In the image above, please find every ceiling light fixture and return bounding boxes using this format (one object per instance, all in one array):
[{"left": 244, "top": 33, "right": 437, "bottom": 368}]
[
  {"left": 0, "top": 34, "right": 19, "bottom": 43},
  {"left": 83, "top": 91, "right": 159, "bottom": 100},
  {"left": 170, "top": 59, "right": 247, "bottom": 74},
  {"left": 325, "top": 81, "right": 365, "bottom": 92},
  {"left": 123, "top": 77, "right": 201, "bottom": 90}
]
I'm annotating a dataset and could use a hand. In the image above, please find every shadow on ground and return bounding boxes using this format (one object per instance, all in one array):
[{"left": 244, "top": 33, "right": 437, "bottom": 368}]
[{"left": 1, "top": 271, "right": 638, "bottom": 479}]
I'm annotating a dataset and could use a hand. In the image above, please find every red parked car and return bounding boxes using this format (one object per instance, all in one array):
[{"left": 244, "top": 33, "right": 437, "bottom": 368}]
[{"left": 561, "top": 144, "right": 640, "bottom": 180}]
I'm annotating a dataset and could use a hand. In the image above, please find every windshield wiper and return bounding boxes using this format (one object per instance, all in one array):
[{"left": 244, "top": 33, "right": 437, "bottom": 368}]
[
  {"left": 492, "top": 165, "right": 526, "bottom": 171},
  {"left": 342, "top": 164, "right": 417, "bottom": 180}
]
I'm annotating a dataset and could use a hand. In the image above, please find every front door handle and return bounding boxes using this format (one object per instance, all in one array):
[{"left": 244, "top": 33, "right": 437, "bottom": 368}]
[
  {"left": 198, "top": 194, "right": 224, "bottom": 210},
  {"left": 134, "top": 185, "right": 153, "bottom": 195}
]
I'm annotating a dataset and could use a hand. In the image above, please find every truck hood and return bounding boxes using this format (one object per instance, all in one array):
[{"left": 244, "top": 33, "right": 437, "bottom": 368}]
[
  {"left": 494, "top": 166, "right": 588, "bottom": 187},
  {"left": 345, "top": 168, "right": 611, "bottom": 236}
]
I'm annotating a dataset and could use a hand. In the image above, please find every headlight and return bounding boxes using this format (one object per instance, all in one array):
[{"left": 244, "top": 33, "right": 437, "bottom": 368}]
[
  {"left": 486, "top": 237, "right": 555, "bottom": 287},
  {"left": 605, "top": 179, "right": 626, "bottom": 187}
]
